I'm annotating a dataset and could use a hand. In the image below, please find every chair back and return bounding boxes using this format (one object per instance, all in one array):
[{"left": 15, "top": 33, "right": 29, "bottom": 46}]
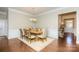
[
  {"left": 19, "top": 29, "right": 25, "bottom": 38},
  {"left": 23, "top": 29, "right": 28, "bottom": 35},
  {"left": 42, "top": 29, "right": 47, "bottom": 37},
  {"left": 24, "top": 29, "right": 31, "bottom": 38}
]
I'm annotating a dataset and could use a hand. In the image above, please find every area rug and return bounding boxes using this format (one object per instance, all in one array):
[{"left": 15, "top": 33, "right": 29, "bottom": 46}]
[{"left": 18, "top": 37, "right": 55, "bottom": 52}]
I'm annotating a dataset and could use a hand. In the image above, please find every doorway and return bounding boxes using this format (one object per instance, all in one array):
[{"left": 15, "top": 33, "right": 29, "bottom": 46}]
[
  {"left": 64, "top": 18, "right": 74, "bottom": 33},
  {"left": 0, "top": 7, "right": 8, "bottom": 38},
  {"left": 58, "top": 12, "right": 76, "bottom": 46}
]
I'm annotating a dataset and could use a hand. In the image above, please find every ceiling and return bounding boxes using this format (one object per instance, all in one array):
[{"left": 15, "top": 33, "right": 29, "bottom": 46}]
[{"left": 12, "top": 7, "right": 59, "bottom": 15}]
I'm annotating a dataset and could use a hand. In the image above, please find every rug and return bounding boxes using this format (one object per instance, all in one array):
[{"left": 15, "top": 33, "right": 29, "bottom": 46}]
[{"left": 18, "top": 37, "right": 55, "bottom": 52}]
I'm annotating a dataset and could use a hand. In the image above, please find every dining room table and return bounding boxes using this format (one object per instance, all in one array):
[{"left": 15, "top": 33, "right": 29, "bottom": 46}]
[{"left": 30, "top": 29, "right": 43, "bottom": 41}]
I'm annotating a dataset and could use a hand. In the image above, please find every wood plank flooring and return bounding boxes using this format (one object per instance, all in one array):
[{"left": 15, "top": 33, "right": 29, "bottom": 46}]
[
  {"left": 0, "top": 37, "right": 35, "bottom": 52},
  {"left": 0, "top": 33, "right": 79, "bottom": 52}
]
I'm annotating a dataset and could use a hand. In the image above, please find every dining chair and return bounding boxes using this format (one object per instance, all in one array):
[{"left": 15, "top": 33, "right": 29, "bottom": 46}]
[
  {"left": 27, "top": 30, "right": 36, "bottom": 43},
  {"left": 37, "top": 29, "right": 47, "bottom": 42},
  {"left": 19, "top": 29, "right": 26, "bottom": 39}
]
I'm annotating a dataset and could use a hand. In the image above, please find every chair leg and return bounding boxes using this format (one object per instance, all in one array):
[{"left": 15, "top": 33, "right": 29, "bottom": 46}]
[
  {"left": 41, "top": 38, "right": 47, "bottom": 42},
  {"left": 29, "top": 40, "right": 31, "bottom": 44},
  {"left": 29, "top": 38, "right": 34, "bottom": 44},
  {"left": 42, "top": 39, "right": 44, "bottom": 42},
  {"left": 28, "top": 38, "right": 31, "bottom": 44},
  {"left": 39, "top": 37, "right": 45, "bottom": 42},
  {"left": 44, "top": 38, "right": 47, "bottom": 41}
]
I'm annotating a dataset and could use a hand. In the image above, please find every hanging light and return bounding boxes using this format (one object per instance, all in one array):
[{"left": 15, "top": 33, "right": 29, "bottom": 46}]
[
  {"left": 30, "top": 8, "right": 37, "bottom": 22},
  {"left": 30, "top": 18, "right": 37, "bottom": 22}
]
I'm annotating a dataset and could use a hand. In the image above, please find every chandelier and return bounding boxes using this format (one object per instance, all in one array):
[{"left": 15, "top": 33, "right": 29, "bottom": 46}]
[{"left": 30, "top": 18, "right": 37, "bottom": 22}]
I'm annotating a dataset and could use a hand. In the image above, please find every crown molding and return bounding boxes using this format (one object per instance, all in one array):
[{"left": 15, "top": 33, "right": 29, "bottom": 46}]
[
  {"left": 8, "top": 7, "right": 78, "bottom": 17},
  {"left": 8, "top": 8, "right": 34, "bottom": 17},
  {"left": 9, "top": 8, "right": 64, "bottom": 17},
  {"left": 36, "top": 7, "right": 77, "bottom": 17}
]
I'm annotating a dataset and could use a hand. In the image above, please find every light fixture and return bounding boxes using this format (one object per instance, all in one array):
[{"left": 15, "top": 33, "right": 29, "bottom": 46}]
[
  {"left": 30, "top": 8, "right": 37, "bottom": 23},
  {"left": 30, "top": 18, "right": 37, "bottom": 22},
  {"left": 30, "top": 18, "right": 37, "bottom": 28}
]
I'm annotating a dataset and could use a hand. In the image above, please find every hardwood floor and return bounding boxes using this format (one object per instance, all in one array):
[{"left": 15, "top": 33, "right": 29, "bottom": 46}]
[
  {"left": 0, "top": 34, "right": 79, "bottom": 52},
  {"left": 42, "top": 33, "right": 78, "bottom": 52}
]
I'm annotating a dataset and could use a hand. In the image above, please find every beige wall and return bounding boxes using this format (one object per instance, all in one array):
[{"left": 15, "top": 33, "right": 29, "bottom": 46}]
[
  {"left": 37, "top": 8, "right": 78, "bottom": 39},
  {"left": 8, "top": 8, "right": 33, "bottom": 39},
  {"left": 8, "top": 7, "right": 79, "bottom": 44},
  {"left": 36, "top": 11, "right": 58, "bottom": 39}
]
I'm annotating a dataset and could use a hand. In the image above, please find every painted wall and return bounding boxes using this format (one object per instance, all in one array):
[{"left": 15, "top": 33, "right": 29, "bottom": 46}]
[
  {"left": 8, "top": 8, "right": 33, "bottom": 39},
  {"left": 76, "top": 8, "right": 79, "bottom": 44},
  {"left": 36, "top": 12, "right": 58, "bottom": 39},
  {"left": 8, "top": 7, "right": 79, "bottom": 44},
  {"left": 36, "top": 8, "right": 78, "bottom": 39}
]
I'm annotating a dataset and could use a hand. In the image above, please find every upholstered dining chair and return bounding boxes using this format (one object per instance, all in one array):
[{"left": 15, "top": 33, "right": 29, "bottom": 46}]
[
  {"left": 37, "top": 29, "right": 47, "bottom": 42},
  {"left": 19, "top": 29, "right": 26, "bottom": 39},
  {"left": 24, "top": 28, "right": 36, "bottom": 43},
  {"left": 20, "top": 28, "right": 30, "bottom": 39},
  {"left": 27, "top": 29, "right": 36, "bottom": 43},
  {"left": 20, "top": 28, "right": 36, "bottom": 43}
]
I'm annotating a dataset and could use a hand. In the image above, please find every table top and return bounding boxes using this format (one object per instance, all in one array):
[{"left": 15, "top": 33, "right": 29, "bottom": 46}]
[{"left": 30, "top": 29, "right": 42, "bottom": 35}]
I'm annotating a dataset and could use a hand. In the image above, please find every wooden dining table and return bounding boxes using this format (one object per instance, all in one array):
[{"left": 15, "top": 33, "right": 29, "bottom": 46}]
[
  {"left": 30, "top": 29, "right": 42, "bottom": 35},
  {"left": 30, "top": 29, "right": 43, "bottom": 41}
]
